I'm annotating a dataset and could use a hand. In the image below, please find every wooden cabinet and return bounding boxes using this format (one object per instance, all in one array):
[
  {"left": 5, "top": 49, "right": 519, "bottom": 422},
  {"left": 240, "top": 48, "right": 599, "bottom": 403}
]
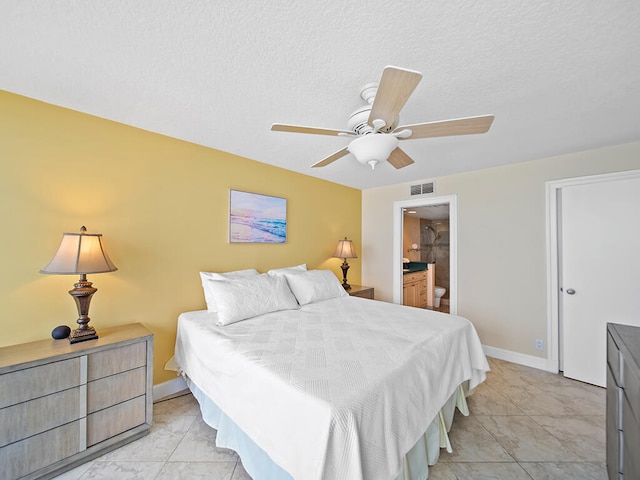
[
  {"left": 0, "top": 323, "right": 153, "bottom": 480},
  {"left": 347, "top": 285, "right": 374, "bottom": 299},
  {"left": 403, "top": 270, "right": 428, "bottom": 308},
  {"left": 607, "top": 323, "right": 640, "bottom": 480},
  {"left": 403, "top": 266, "right": 436, "bottom": 309}
]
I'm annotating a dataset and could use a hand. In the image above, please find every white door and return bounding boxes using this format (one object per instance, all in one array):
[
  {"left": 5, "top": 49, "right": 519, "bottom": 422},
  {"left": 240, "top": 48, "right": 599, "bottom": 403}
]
[{"left": 560, "top": 175, "right": 640, "bottom": 386}]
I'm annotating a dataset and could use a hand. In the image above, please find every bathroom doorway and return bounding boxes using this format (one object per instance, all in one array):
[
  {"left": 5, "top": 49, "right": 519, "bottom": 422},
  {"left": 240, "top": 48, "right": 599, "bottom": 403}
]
[
  {"left": 393, "top": 194, "right": 458, "bottom": 315},
  {"left": 404, "top": 205, "right": 450, "bottom": 312}
]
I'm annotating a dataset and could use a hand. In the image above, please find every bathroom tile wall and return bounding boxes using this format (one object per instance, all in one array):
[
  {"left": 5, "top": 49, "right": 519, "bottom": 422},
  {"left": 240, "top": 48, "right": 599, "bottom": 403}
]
[{"left": 421, "top": 219, "right": 450, "bottom": 299}]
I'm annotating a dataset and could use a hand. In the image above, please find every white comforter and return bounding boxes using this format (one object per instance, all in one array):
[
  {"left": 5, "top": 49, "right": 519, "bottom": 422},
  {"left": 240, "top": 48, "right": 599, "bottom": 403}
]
[{"left": 174, "top": 296, "right": 488, "bottom": 480}]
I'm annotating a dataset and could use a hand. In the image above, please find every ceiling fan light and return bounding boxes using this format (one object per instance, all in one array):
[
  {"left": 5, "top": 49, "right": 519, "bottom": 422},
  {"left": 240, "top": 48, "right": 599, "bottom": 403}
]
[{"left": 348, "top": 134, "right": 399, "bottom": 168}]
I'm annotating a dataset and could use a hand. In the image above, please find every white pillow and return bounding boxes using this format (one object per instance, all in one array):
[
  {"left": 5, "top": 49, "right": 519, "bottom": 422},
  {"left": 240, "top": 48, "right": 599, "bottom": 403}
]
[
  {"left": 200, "top": 269, "right": 259, "bottom": 312},
  {"left": 266, "top": 264, "right": 307, "bottom": 276},
  {"left": 205, "top": 274, "right": 299, "bottom": 326},
  {"left": 283, "top": 269, "right": 348, "bottom": 306}
]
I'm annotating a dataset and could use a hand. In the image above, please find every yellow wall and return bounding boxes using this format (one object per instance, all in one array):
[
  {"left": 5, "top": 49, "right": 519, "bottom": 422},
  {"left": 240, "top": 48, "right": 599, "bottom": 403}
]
[{"left": 0, "top": 90, "right": 361, "bottom": 384}]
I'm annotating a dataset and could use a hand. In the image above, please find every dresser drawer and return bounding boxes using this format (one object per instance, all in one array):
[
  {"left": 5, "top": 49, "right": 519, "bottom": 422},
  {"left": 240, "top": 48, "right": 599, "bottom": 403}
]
[
  {"left": 88, "top": 366, "right": 146, "bottom": 413},
  {"left": 347, "top": 286, "right": 374, "bottom": 299},
  {"left": 352, "top": 289, "right": 374, "bottom": 299},
  {"left": 623, "top": 395, "right": 640, "bottom": 480},
  {"left": 624, "top": 355, "right": 640, "bottom": 421},
  {"left": 607, "top": 366, "right": 624, "bottom": 478},
  {"left": 0, "top": 387, "right": 81, "bottom": 447},
  {"left": 608, "top": 331, "right": 623, "bottom": 386},
  {"left": 0, "top": 357, "right": 81, "bottom": 409},
  {"left": 87, "top": 341, "right": 146, "bottom": 381},
  {"left": 403, "top": 271, "right": 427, "bottom": 284},
  {"left": 0, "top": 420, "right": 80, "bottom": 480},
  {"left": 607, "top": 367, "right": 624, "bottom": 431},
  {"left": 87, "top": 395, "right": 146, "bottom": 447}
]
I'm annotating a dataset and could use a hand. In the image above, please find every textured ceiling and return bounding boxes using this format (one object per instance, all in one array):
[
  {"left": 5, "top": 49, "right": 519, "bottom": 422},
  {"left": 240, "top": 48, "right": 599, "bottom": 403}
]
[{"left": 2, "top": 1, "right": 640, "bottom": 190}]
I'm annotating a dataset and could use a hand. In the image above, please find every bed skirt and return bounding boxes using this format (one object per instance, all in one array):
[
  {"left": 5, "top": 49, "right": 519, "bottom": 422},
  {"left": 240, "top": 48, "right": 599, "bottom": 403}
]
[{"left": 184, "top": 375, "right": 469, "bottom": 480}]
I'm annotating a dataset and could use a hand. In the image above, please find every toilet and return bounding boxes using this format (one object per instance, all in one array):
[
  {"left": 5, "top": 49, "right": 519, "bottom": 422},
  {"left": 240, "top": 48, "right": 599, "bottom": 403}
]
[{"left": 434, "top": 286, "right": 446, "bottom": 308}]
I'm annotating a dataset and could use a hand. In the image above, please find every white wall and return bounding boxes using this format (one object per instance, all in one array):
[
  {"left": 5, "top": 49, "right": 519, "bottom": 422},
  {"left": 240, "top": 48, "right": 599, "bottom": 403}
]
[{"left": 362, "top": 141, "right": 640, "bottom": 360}]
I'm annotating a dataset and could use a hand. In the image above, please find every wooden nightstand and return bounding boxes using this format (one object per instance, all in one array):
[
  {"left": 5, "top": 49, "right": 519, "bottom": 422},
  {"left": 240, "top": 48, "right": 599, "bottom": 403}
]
[
  {"left": 347, "top": 285, "right": 374, "bottom": 299},
  {"left": 0, "top": 323, "right": 153, "bottom": 480}
]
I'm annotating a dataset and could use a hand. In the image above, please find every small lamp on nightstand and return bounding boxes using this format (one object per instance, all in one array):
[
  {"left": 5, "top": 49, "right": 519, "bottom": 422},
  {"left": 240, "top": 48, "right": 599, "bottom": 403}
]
[
  {"left": 333, "top": 237, "right": 357, "bottom": 290},
  {"left": 40, "top": 226, "right": 118, "bottom": 343}
]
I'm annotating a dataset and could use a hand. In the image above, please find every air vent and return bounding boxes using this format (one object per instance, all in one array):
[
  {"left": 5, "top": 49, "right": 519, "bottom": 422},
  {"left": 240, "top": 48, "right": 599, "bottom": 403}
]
[{"left": 410, "top": 181, "right": 435, "bottom": 196}]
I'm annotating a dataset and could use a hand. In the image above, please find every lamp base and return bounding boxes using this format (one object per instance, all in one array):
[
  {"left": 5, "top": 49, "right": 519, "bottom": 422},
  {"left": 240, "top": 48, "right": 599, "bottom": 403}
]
[
  {"left": 68, "top": 275, "right": 99, "bottom": 344},
  {"left": 69, "top": 326, "right": 98, "bottom": 344},
  {"left": 340, "top": 260, "right": 351, "bottom": 290}
]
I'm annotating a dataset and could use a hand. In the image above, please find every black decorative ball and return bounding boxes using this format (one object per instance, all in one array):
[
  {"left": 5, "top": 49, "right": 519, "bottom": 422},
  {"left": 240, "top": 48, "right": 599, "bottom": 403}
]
[{"left": 52, "top": 325, "right": 71, "bottom": 340}]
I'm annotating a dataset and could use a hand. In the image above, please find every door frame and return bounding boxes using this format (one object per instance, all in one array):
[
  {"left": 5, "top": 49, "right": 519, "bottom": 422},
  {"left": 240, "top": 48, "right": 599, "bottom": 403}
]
[
  {"left": 546, "top": 168, "right": 640, "bottom": 374},
  {"left": 392, "top": 194, "right": 458, "bottom": 314}
]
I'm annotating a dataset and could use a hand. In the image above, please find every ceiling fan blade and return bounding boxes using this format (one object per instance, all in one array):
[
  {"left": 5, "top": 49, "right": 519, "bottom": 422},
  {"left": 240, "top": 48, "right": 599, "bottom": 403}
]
[
  {"left": 272, "top": 123, "right": 356, "bottom": 137},
  {"left": 387, "top": 147, "right": 415, "bottom": 169},
  {"left": 311, "top": 146, "right": 350, "bottom": 168},
  {"left": 397, "top": 115, "right": 494, "bottom": 139},
  {"left": 368, "top": 66, "right": 423, "bottom": 132}
]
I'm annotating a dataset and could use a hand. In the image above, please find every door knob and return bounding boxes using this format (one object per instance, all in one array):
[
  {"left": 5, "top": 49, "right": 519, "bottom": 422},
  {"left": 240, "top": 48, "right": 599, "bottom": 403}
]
[{"left": 566, "top": 288, "right": 576, "bottom": 295}]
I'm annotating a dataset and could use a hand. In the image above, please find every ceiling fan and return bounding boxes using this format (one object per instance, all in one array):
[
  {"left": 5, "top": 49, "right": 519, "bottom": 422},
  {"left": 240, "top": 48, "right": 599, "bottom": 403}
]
[{"left": 271, "top": 66, "right": 494, "bottom": 170}]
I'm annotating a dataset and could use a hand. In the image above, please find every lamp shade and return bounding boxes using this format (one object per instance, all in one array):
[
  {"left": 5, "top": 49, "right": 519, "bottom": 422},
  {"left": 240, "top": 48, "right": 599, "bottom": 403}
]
[
  {"left": 40, "top": 226, "right": 117, "bottom": 275},
  {"left": 347, "top": 134, "right": 399, "bottom": 169},
  {"left": 333, "top": 238, "right": 357, "bottom": 259}
]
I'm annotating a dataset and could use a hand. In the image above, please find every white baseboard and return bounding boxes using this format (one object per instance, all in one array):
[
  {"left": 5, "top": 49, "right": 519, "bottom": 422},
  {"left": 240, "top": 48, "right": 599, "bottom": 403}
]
[
  {"left": 482, "top": 345, "right": 556, "bottom": 373},
  {"left": 152, "top": 376, "right": 188, "bottom": 403}
]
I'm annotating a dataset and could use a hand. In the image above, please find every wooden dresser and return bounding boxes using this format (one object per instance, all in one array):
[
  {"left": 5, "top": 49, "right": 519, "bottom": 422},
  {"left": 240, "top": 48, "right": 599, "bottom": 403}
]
[
  {"left": 0, "top": 323, "right": 153, "bottom": 480},
  {"left": 347, "top": 285, "right": 374, "bottom": 299},
  {"left": 607, "top": 323, "right": 640, "bottom": 480}
]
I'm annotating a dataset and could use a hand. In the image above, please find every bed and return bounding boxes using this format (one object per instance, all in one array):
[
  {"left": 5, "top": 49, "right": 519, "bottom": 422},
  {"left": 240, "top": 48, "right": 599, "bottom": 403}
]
[{"left": 171, "top": 267, "right": 489, "bottom": 480}]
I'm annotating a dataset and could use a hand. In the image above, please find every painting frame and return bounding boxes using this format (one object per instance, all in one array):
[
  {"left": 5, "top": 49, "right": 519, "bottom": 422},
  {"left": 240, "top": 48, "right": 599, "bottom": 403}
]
[{"left": 229, "top": 189, "right": 287, "bottom": 244}]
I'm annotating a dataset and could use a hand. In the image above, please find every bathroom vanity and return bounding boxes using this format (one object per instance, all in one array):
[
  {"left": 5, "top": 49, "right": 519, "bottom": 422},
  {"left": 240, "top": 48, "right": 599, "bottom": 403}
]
[{"left": 402, "top": 262, "right": 435, "bottom": 308}]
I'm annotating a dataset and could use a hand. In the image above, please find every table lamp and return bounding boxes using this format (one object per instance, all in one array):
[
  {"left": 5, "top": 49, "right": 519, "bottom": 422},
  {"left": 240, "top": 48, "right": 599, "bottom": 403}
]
[
  {"left": 40, "top": 226, "right": 118, "bottom": 343},
  {"left": 333, "top": 237, "right": 357, "bottom": 290}
]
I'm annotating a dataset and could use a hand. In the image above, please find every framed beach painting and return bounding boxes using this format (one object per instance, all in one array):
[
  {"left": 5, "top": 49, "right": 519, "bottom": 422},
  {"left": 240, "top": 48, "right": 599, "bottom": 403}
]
[{"left": 229, "top": 190, "right": 287, "bottom": 243}]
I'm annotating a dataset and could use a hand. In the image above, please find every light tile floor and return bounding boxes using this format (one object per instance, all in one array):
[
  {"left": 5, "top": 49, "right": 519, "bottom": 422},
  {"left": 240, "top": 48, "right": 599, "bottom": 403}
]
[{"left": 54, "top": 357, "right": 607, "bottom": 480}]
